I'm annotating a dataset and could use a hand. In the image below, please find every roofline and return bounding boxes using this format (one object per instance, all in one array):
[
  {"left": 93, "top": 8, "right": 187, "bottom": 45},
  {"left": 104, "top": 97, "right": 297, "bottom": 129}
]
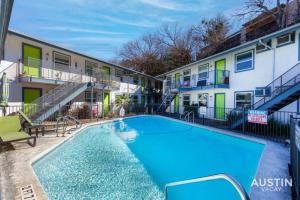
[
  {"left": 7, "top": 29, "right": 159, "bottom": 80},
  {"left": 0, "top": 0, "right": 14, "bottom": 60},
  {"left": 156, "top": 22, "right": 300, "bottom": 78}
]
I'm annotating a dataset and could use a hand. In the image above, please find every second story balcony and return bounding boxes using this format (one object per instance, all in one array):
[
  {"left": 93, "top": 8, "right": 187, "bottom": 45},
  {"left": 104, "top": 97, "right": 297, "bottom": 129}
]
[
  {"left": 17, "top": 57, "right": 120, "bottom": 90},
  {"left": 165, "top": 70, "right": 230, "bottom": 92}
]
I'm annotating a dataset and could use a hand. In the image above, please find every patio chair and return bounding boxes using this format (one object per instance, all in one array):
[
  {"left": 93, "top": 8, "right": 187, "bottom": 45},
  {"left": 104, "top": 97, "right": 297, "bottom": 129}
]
[
  {"left": 18, "top": 110, "right": 45, "bottom": 137},
  {"left": 18, "top": 111, "right": 67, "bottom": 135},
  {"left": 0, "top": 115, "right": 36, "bottom": 147}
]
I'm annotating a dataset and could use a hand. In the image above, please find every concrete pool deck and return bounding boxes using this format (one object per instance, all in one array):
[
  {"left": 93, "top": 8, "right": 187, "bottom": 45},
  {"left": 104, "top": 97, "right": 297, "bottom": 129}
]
[{"left": 0, "top": 116, "right": 292, "bottom": 200}]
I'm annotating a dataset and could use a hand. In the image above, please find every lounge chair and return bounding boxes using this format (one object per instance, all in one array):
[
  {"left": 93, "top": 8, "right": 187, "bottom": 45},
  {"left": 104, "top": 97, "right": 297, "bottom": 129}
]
[
  {"left": 0, "top": 115, "right": 36, "bottom": 147},
  {"left": 18, "top": 110, "right": 45, "bottom": 137},
  {"left": 18, "top": 111, "right": 66, "bottom": 135}
]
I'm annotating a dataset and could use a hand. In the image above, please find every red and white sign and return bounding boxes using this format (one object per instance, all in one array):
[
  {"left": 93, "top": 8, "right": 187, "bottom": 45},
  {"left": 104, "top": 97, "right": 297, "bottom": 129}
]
[{"left": 248, "top": 110, "right": 268, "bottom": 125}]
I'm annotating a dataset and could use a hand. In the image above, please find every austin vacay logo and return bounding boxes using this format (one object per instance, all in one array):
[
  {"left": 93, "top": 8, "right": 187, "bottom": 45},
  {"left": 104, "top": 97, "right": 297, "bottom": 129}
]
[{"left": 251, "top": 178, "right": 292, "bottom": 192}]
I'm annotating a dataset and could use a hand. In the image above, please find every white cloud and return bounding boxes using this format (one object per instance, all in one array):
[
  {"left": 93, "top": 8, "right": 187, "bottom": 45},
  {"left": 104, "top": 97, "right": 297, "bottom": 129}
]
[
  {"left": 61, "top": 36, "right": 131, "bottom": 43},
  {"left": 98, "top": 15, "right": 156, "bottom": 28},
  {"left": 139, "top": 0, "right": 180, "bottom": 10},
  {"left": 138, "top": 0, "right": 197, "bottom": 11},
  {"left": 40, "top": 26, "right": 123, "bottom": 35}
]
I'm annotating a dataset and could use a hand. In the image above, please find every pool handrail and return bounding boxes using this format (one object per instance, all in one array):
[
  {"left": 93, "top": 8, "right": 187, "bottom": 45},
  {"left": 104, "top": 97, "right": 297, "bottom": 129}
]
[
  {"left": 164, "top": 173, "right": 250, "bottom": 200},
  {"left": 55, "top": 115, "right": 82, "bottom": 136}
]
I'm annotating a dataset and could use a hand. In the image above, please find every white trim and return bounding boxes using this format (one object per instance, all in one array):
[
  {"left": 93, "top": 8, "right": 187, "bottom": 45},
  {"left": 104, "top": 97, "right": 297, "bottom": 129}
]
[{"left": 235, "top": 50, "right": 254, "bottom": 72}]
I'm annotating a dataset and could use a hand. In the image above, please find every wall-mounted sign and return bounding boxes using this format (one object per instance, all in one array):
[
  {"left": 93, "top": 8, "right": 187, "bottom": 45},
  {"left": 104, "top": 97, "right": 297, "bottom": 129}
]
[
  {"left": 296, "top": 123, "right": 300, "bottom": 151},
  {"left": 248, "top": 110, "right": 268, "bottom": 125},
  {"left": 199, "top": 106, "right": 207, "bottom": 115}
]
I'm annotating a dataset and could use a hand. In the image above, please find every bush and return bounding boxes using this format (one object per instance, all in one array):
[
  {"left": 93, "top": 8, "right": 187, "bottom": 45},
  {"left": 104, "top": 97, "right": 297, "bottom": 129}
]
[{"left": 69, "top": 104, "right": 91, "bottom": 119}]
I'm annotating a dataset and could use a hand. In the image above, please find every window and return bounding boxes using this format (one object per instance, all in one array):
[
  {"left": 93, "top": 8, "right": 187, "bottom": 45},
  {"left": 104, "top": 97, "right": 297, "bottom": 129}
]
[
  {"left": 277, "top": 32, "right": 295, "bottom": 46},
  {"left": 166, "top": 76, "right": 171, "bottom": 87},
  {"left": 256, "top": 40, "right": 272, "bottom": 52},
  {"left": 183, "top": 95, "right": 190, "bottom": 106},
  {"left": 115, "top": 69, "right": 124, "bottom": 82},
  {"left": 198, "top": 93, "right": 208, "bottom": 107},
  {"left": 85, "top": 91, "right": 97, "bottom": 103},
  {"left": 198, "top": 64, "right": 209, "bottom": 80},
  {"left": 235, "top": 92, "right": 252, "bottom": 109},
  {"left": 133, "top": 76, "right": 139, "bottom": 84},
  {"left": 183, "top": 70, "right": 191, "bottom": 87},
  {"left": 85, "top": 61, "right": 97, "bottom": 76},
  {"left": 53, "top": 51, "right": 70, "bottom": 70},
  {"left": 235, "top": 50, "right": 254, "bottom": 72}
]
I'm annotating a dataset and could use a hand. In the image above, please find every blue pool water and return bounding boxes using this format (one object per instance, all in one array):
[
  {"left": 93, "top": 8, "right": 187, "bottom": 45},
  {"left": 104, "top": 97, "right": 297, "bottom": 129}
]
[{"left": 33, "top": 115, "right": 264, "bottom": 200}]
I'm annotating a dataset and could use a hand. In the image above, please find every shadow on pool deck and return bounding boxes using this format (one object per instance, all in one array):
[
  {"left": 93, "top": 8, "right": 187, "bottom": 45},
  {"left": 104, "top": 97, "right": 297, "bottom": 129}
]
[{"left": 0, "top": 119, "right": 292, "bottom": 200}]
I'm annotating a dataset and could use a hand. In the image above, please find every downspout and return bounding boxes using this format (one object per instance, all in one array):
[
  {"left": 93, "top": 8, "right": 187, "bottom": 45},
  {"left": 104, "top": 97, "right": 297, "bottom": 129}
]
[{"left": 258, "top": 40, "right": 276, "bottom": 81}]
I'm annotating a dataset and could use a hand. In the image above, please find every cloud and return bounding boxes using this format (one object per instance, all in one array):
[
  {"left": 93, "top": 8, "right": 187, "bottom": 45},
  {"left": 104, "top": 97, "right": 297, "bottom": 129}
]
[
  {"left": 138, "top": 0, "right": 197, "bottom": 11},
  {"left": 98, "top": 15, "right": 156, "bottom": 28},
  {"left": 40, "top": 26, "right": 123, "bottom": 35},
  {"left": 138, "top": 0, "right": 181, "bottom": 10},
  {"left": 60, "top": 36, "right": 131, "bottom": 43}
]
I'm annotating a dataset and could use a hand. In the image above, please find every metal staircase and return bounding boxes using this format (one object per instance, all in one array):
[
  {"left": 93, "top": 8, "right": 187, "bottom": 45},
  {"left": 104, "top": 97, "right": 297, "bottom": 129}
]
[
  {"left": 253, "top": 62, "right": 300, "bottom": 112},
  {"left": 231, "top": 62, "right": 300, "bottom": 129},
  {"left": 157, "top": 86, "right": 177, "bottom": 112},
  {"left": 22, "top": 66, "right": 119, "bottom": 122},
  {"left": 25, "top": 74, "right": 89, "bottom": 122}
]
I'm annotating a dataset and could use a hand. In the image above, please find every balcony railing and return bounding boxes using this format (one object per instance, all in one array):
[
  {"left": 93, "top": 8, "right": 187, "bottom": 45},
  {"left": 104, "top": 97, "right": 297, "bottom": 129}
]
[
  {"left": 144, "top": 86, "right": 162, "bottom": 95},
  {"left": 165, "top": 70, "right": 230, "bottom": 90},
  {"left": 18, "top": 57, "right": 120, "bottom": 89}
]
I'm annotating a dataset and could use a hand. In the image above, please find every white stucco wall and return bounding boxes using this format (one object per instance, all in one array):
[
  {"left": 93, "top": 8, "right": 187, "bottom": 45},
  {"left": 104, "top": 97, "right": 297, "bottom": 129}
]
[
  {"left": 1, "top": 32, "right": 159, "bottom": 108},
  {"left": 163, "top": 29, "right": 300, "bottom": 113}
]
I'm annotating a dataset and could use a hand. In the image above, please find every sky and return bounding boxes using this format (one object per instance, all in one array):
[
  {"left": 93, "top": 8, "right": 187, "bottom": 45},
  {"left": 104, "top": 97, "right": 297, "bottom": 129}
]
[{"left": 9, "top": 0, "right": 246, "bottom": 61}]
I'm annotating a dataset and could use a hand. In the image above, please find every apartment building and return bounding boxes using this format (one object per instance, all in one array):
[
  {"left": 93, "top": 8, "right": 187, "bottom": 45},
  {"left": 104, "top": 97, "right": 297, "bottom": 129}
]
[
  {"left": 0, "top": 30, "right": 162, "bottom": 120},
  {"left": 158, "top": 23, "right": 300, "bottom": 119}
]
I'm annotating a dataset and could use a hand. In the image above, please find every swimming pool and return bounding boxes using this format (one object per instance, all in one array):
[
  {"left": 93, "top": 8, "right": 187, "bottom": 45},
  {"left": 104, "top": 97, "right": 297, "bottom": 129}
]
[{"left": 33, "top": 115, "right": 264, "bottom": 200}]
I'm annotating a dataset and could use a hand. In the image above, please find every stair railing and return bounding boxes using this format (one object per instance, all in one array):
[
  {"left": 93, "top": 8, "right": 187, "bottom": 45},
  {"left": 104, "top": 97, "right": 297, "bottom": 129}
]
[
  {"left": 25, "top": 74, "right": 84, "bottom": 119},
  {"left": 157, "top": 86, "right": 172, "bottom": 112},
  {"left": 253, "top": 62, "right": 300, "bottom": 109}
]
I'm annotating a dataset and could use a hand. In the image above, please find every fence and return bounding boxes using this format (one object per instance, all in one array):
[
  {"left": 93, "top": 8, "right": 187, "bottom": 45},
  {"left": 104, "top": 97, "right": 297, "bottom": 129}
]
[
  {"left": 0, "top": 103, "right": 153, "bottom": 123},
  {"left": 0, "top": 103, "right": 298, "bottom": 142},
  {"left": 160, "top": 105, "right": 298, "bottom": 142},
  {"left": 290, "top": 117, "right": 300, "bottom": 200}
]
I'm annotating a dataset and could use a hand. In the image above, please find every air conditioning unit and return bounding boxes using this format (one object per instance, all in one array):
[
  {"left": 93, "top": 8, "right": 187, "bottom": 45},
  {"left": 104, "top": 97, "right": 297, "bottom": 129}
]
[{"left": 255, "top": 87, "right": 271, "bottom": 97}]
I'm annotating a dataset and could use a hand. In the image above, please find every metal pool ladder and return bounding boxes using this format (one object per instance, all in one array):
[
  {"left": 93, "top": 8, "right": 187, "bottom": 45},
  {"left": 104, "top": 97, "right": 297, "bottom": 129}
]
[
  {"left": 180, "top": 111, "right": 194, "bottom": 123},
  {"left": 164, "top": 173, "right": 250, "bottom": 200}
]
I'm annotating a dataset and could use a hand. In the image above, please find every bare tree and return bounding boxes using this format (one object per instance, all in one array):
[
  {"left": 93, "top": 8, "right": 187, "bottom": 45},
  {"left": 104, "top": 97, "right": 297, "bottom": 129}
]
[
  {"left": 119, "top": 33, "right": 166, "bottom": 76},
  {"left": 192, "top": 14, "right": 230, "bottom": 58},
  {"left": 159, "top": 23, "right": 196, "bottom": 70},
  {"left": 236, "top": 0, "right": 292, "bottom": 28}
]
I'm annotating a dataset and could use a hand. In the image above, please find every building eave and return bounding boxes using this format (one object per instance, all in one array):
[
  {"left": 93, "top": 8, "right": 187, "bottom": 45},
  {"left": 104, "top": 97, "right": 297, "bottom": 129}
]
[
  {"left": 7, "top": 30, "right": 160, "bottom": 81},
  {"left": 156, "top": 22, "right": 300, "bottom": 78},
  {"left": 0, "top": 0, "right": 14, "bottom": 61}
]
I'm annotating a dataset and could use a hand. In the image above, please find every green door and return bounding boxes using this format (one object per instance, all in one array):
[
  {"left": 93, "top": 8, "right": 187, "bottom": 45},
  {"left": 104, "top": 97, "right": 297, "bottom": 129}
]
[
  {"left": 23, "top": 88, "right": 42, "bottom": 115},
  {"left": 215, "top": 93, "right": 225, "bottom": 120},
  {"left": 103, "top": 92, "right": 110, "bottom": 116},
  {"left": 141, "top": 77, "right": 145, "bottom": 93},
  {"left": 175, "top": 73, "right": 180, "bottom": 88},
  {"left": 141, "top": 95, "right": 145, "bottom": 106},
  {"left": 23, "top": 44, "right": 41, "bottom": 77},
  {"left": 215, "top": 59, "right": 225, "bottom": 84},
  {"left": 174, "top": 95, "right": 179, "bottom": 113},
  {"left": 102, "top": 66, "right": 111, "bottom": 84}
]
